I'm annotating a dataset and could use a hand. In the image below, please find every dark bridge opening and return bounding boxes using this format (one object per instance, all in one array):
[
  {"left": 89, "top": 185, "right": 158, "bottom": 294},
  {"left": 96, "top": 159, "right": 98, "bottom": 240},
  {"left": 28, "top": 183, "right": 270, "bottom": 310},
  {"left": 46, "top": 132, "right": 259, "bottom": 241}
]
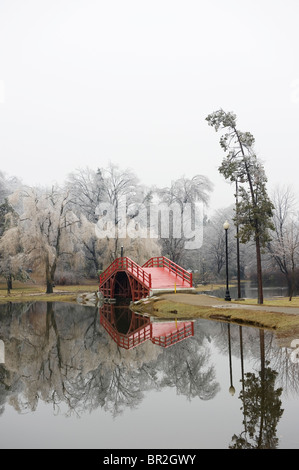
[
  {"left": 114, "top": 271, "right": 132, "bottom": 305},
  {"left": 114, "top": 307, "right": 132, "bottom": 334}
]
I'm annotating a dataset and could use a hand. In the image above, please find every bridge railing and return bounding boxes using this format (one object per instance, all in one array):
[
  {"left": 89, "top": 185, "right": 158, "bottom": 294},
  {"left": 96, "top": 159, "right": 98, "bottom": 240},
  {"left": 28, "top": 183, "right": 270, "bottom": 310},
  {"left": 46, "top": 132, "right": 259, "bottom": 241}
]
[
  {"left": 151, "top": 322, "right": 194, "bottom": 348},
  {"left": 142, "top": 256, "right": 193, "bottom": 287},
  {"left": 99, "top": 257, "right": 152, "bottom": 288},
  {"left": 100, "top": 314, "right": 152, "bottom": 349}
]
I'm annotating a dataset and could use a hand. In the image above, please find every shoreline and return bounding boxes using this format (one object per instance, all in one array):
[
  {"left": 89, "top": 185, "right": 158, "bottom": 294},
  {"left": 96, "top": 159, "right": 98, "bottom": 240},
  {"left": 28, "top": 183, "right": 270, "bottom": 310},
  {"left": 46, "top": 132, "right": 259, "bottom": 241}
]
[
  {"left": 131, "top": 292, "right": 299, "bottom": 339},
  {"left": 0, "top": 285, "right": 98, "bottom": 305},
  {"left": 2, "top": 286, "right": 299, "bottom": 339}
]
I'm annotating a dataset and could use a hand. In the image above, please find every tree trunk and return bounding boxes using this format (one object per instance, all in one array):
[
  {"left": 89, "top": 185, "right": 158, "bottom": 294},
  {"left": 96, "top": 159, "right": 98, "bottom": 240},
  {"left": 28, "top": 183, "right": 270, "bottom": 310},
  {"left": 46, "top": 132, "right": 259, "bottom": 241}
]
[
  {"left": 285, "top": 274, "right": 293, "bottom": 300},
  {"left": 8, "top": 274, "right": 12, "bottom": 291},
  {"left": 46, "top": 279, "right": 53, "bottom": 294},
  {"left": 256, "top": 235, "right": 263, "bottom": 304},
  {"left": 45, "top": 255, "right": 54, "bottom": 294},
  {"left": 289, "top": 260, "right": 295, "bottom": 301},
  {"left": 6, "top": 277, "right": 11, "bottom": 295}
]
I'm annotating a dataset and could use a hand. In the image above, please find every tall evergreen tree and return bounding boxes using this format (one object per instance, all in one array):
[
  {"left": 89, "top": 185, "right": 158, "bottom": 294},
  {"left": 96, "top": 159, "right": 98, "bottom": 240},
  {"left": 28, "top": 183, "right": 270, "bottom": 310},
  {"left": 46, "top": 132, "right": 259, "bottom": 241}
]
[{"left": 206, "top": 109, "right": 274, "bottom": 304}]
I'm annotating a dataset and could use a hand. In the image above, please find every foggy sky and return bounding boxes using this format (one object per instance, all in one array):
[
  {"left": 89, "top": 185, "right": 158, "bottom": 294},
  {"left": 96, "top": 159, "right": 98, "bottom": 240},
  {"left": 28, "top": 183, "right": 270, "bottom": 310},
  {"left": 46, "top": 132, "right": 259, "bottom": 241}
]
[{"left": 0, "top": 0, "right": 298, "bottom": 213}]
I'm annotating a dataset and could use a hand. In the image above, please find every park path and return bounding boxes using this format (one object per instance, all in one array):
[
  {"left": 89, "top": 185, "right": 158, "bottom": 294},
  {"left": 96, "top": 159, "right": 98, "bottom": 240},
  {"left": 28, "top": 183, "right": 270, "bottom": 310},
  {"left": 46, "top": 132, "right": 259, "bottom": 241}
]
[{"left": 159, "top": 293, "right": 299, "bottom": 316}]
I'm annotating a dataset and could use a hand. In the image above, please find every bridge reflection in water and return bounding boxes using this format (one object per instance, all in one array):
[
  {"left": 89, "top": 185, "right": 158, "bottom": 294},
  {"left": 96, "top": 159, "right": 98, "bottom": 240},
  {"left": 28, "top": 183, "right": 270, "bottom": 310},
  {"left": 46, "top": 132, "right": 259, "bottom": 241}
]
[{"left": 99, "top": 304, "right": 194, "bottom": 350}]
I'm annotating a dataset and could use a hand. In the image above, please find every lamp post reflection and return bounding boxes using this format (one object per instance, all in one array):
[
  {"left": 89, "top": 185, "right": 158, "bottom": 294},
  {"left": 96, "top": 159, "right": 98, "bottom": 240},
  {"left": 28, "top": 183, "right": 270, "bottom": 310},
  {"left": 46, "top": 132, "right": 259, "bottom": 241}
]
[
  {"left": 239, "top": 325, "right": 248, "bottom": 436},
  {"left": 227, "top": 323, "right": 235, "bottom": 396}
]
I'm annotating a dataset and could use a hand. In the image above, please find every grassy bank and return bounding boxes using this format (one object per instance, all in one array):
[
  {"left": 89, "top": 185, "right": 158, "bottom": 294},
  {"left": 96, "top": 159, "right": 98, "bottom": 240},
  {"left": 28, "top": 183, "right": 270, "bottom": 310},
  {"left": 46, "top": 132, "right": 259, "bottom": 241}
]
[
  {"left": 131, "top": 294, "right": 299, "bottom": 338},
  {"left": 0, "top": 281, "right": 98, "bottom": 304}
]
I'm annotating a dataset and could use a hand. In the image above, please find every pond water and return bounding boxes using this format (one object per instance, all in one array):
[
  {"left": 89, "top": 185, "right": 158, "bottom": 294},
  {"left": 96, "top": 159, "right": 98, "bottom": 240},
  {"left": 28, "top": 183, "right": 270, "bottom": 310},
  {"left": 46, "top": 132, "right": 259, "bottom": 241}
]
[
  {"left": 0, "top": 301, "right": 299, "bottom": 450},
  {"left": 204, "top": 283, "right": 289, "bottom": 300}
]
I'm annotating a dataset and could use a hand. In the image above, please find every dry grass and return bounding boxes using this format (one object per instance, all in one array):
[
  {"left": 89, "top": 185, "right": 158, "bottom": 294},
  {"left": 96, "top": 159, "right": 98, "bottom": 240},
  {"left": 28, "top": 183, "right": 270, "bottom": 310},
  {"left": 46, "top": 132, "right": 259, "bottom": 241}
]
[
  {"left": 0, "top": 280, "right": 98, "bottom": 304},
  {"left": 232, "top": 296, "right": 299, "bottom": 307}
]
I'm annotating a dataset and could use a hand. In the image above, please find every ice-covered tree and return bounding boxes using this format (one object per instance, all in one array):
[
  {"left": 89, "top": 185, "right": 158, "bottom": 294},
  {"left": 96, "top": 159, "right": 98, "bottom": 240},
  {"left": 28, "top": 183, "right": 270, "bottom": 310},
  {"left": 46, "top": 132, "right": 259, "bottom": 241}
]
[
  {"left": 268, "top": 186, "right": 299, "bottom": 300},
  {"left": 0, "top": 190, "right": 26, "bottom": 293},
  {"left": 157, "top": 175, "right": 213, "bottom": 265},
  {"left": 67, "top": 164, "right": 155, "bottom": 266},
  {"left": 11, "top": 186, "right": 80, "bottom": 293},
  {"left": 66, "top": 167, "right": 104, "bottom": 223},
  {"left": 0, "top": 227, "right": 30, "bottom": 294}
]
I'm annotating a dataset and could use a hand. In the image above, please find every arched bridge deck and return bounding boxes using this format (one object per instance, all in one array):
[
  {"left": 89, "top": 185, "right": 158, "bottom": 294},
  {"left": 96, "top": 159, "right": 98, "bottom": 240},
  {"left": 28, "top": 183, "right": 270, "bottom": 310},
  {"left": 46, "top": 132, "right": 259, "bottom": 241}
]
[{"left": 99, "top": 256, "right": 193, "bottom": 302}]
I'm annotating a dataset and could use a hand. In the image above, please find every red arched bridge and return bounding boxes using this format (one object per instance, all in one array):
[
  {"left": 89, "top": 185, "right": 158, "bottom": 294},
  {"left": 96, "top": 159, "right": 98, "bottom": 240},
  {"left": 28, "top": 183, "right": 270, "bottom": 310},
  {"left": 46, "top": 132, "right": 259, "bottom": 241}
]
[{"left": 99, "top": 256, "right": 193, "bottom": 302}]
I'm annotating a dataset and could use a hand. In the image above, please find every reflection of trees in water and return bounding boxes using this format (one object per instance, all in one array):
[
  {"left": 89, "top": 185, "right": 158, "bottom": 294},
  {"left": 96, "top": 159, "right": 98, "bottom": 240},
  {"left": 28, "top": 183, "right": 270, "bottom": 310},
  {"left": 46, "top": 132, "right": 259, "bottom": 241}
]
[
  {"left": 210, "top": 320, "right": 299, "bottom": 398},
  {"left": 230, "top": 331, "right": 284, "bottom": 449},
  {"left": 1, "top": 302, "right": 297, "bottom": 425},
  {"left": 230, "top": 366, "right": 283, "bottom": 449},
  {"left": 158, "top": 338, "right": 219, "bottom": 401},
  {"left": 0, "top": 302, "right": 219, "bottom": 417},
  {"left": 0, "top": 302, "right": 101, "bottom": 416},
  {"left": 0, "top": 365, "right": 9, "bottom": 416},
  {"left": 266, "top": 341, "right": 299, "bottom": 397},
  {"left": 89, "top": 362, "right": 156, "bottom": 417},
  {"left": 200, "top": 321, "right": 292, "bottom": 448},
  {"left": 0, "top": 302, "right": 35, "bottom": 415}
]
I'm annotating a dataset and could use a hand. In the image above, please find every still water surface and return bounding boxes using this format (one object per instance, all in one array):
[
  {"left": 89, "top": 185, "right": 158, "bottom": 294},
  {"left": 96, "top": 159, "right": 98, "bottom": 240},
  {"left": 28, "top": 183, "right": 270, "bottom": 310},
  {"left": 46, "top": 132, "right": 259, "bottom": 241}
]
[
  {"left": 0, "top": 301, "right": 299, "bottom": 449},
  {"left": 204, "top": 283, "right": 289, "bottom": 299}
]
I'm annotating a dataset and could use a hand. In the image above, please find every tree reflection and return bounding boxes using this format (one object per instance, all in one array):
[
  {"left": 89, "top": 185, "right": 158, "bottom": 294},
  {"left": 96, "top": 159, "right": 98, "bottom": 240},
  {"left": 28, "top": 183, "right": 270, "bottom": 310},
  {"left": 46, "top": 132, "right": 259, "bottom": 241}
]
[
  {"left": 230, "top": 366, "right": 283, "bottom": 448},
  {"left": 230, "top": 330, "right": 284, "bottom": 449},
  {"left": 0, "top": 365, "right": 8, "bottom": 416},
  {"left": 158, "top": 339, "right": 219, "bottom": 400},
  {"left": 0, "top": 302, "right": 292, "bottom": 433},
  {"left": 0, "top": 302, "right": 219, "bottom": 418}
]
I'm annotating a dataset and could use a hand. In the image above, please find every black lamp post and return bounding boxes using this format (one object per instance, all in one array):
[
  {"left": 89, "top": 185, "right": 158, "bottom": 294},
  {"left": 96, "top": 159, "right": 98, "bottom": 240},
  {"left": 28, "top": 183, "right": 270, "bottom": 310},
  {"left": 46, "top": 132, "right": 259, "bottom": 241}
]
[{"left": 223, "top": 220, "right": 231, "bottom": 301}]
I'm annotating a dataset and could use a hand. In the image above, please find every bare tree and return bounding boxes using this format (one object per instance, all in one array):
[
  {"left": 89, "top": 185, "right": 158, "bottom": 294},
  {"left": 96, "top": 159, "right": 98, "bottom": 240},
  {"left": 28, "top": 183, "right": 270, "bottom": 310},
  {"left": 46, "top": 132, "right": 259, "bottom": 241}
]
[
  {"left": 268, "top": 186, "right": 299, "bottom": 300},
  {"left": 67, "top": 164, "right": 160, "bottom": 270},
  {"left": 66, "top": 167, "right": 104, "bottom": 223},
  {"left": 202, "top": 208, "right": 235, "bottom": 277},
  {"left": 157, "top": 175, "right": 213, "bottom": 265},
  {"left": 100, "top": 163, "right": 140, "bottom": 261}
]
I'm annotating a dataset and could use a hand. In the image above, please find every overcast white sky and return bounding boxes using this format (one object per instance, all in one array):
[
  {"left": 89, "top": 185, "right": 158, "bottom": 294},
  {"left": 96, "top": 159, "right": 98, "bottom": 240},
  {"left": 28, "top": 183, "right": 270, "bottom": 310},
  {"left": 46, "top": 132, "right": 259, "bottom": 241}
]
[{"left": 0, "top": 0, "right": 298, "bottom": 213}]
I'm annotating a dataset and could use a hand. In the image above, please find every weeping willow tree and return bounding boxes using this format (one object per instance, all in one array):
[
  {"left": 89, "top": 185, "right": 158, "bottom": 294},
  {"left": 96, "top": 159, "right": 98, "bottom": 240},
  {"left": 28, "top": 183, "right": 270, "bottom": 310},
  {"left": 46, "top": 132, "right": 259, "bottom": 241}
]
[{"left": 206, "top": 109, "right": 274, "bottom": 304}]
